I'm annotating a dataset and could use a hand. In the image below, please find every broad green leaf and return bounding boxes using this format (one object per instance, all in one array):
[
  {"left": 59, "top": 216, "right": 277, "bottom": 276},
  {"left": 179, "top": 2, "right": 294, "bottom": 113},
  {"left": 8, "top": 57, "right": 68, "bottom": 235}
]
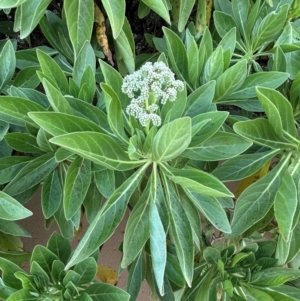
[
  {"left": 223, "top": 72, "right": 289, "bottom": 100},
  {"left": 142, "top": 0, "right": 170, "bottom": 24},
  {"left": 122, "top": 183, "right": 150, "bottom": 268},
  {"left": 214, "top": 59, "right": 247, "bottom": 101},
  {"left": 212, "top": 149, "right": 280, "bottom": 182},
  {"left": 73, "top": 41, "right": 96, "bottom": 87},
  {"left": 3, "top": 153, "right": 58, "bottom": 196},
  {"left": 152, "top": 117, "right": 191, "bottom": 162},
  {"left": 245, "top": 286, "right": 274, "bottom": 301},
  {"left": 287, "top": 224, "right": 300, "bottom": 264},
  {"left": 203, "top": 47, "right": 224, "bottom": 83},
  {"left": 0, "top": 191, "right": 32, "bottom": 220},
  {"left": 184, "top": 81, "right": 216, "bottom": 117},
  {"left": 274, "top": 171, "right": 297, "bottom": 241},
  {"left": 256, "top": 87, "right": 297, "bottom": 137},
  {"left": 0, "top": 156, "right": 32, "bottom": 185},
  {"left": 126, "top": 253, "right": 144, "bottom": 301},
  {"left": 36, "top": 49, "right": 69, "bottom": 94},
  {"left": 252, "top": 4, "right": 289, "bottom": 51},
  {"left": 232, "top": 0, "right": 249, "bottom": 38},
  {"left": 64, "top": 0, "right": 94, "bottom": 56},
  {"left": 186, "top": 192, "right": 231, "bottom": 233},
  {"left": 42, "top": 170, "right": 62, "bottom": 219},
  {"left": 13, "top": 66, "right": 40, "bottom": 88},
  {"left": 4, "top": 133, "right": 43, "bottom": 154},
  {"left": 214, "top": 11, "right": 237, "bottom": 38},
  {"left": 28, "top": 112, "right": 105, "bottom": 136},
  {"left": 0, "top": 41, "right": 15, "bottom": 92},
  {"left": 163, "top": 176, "right": 193, "bottom": 286},
  {"left": 0, "top": 0, "right": 28, "bottom": 8},
  {"left": 190, "top": 111, "right": 229, "bottom": 146},
  {"left": 94, "top": 169, "right": 115, "bottom": 199},
  {"left": 18, "top": 0, "right": 51, "bottom": 38},
  {"left": 0, "top": 96, "right": 46, "bottom": 127},
  {"left": 85, "top": 283, "right": 130, "bottom": 301},
  {"left": 42, "top": 78, "right": 73, "bottom": 115},
  {"left": 150, "top": 202, "right": 166, "bottom": 295},
  {"left": 54, "top": 202, "right": 74, "bottom": 241},
  {"left": 175, "top": 0, "right": 196, "bottom": 32},
  {"left": 163, "top": 27, "right": 190, "bottom": 89},
  {"left": 74, "top": 257, "right": 97, "bottom": 285},
  {"left": 167, "top": 167, "right": 233, "bottom": 198},
  {"left": 233, "top": 118, "right": 295, "bottom": 149},
  {"left": 185, "top": 29, "right": 200, "bottom": 89},
  {"left": 182, "top": 132, "right": 252, "bottom": 161},
  {"left": 230, "top": 157, "right": 289, "bottom": 237},
  {"left": 114, "top": 26, "right": 135, "bottom": 74},
  {"left": 6, "top": 289, "right": 36, "bottom": 301},
  {"left": 102, "top": 0, "right": 125, "bottom": 39},
  {"left": 31, "top": 245, "right": 58, "bottom": 278},
  {"left": 101, "top": 83, "right": 129, "bottom": 144},
  {"left": 47, "top": 232, "right": 71, "bottom": 264},
  {"left": 250, "top": 267, "right": 300, "bottom": 286},
  {"left": 66, "top": 96, "right": 111, "bottom": 134},
  {"left": 64, "top": 157, "right": 91, "bottom": 220},
  {"left": 262, "top": 285, "right": 300, "bottom": 301},
  {"left": 65, "top": 164, "right": 149, "bottom": 269},
  {"left": 165, "top": 253, "right": 185, "bottom": 288},
  {"left": 50, "top": 132, "right": 147, "bottom": 171},
  {"left": 0, "top": 219, "right": 30, "bottom": 237}
]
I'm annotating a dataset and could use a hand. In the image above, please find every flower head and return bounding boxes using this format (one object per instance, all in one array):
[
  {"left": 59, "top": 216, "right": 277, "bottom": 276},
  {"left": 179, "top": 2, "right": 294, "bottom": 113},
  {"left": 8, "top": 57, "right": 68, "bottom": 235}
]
[{"left": 122, "top": 62, "right": 184, "bottom": 127}]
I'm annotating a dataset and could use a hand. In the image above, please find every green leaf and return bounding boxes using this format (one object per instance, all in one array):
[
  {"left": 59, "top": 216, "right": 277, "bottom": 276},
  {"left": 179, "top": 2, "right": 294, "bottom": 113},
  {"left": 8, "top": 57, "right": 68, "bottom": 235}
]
[
  {"left": 31, "top": 245, "right": 58, "bottom": 278},
  {"left": 184, "top": 81, "right": 216, "bottom": 117},
  {"left": 163, "top": 27, "right": 190, "bottom": 88},
  {"left": 0, "top": 96, "right": 46, "bottom": 127},
  {"left": 212, "top": 149, "right": 280, "bottom": 182},
  {"left": 50, "top": 132, "right": 147, "bottom": 171},
  {"left": 13, "top": 66, "right": 40, "bottom": 88},
  {"left": 4, "top": 133, "right": 43, "bottom": 154},
  {"left": 66, "top": 164, "right": 149, "bottom": 269},
  {"left": 94, "top": 169, "right": 115, "bottom": 199},
  {"left": 176, "top": 0, "right": 195, "bottom": 31},
  {"left": 101, "top": 0, "right": 125, "bottom": 39},
  {"left": 203, "top": 247, "right": 220, "bottom": 265},
  {"left": 18, "top": 0, "right": 52, "bottom": 38},
  {"left": 261, "top": 285, "right": 300, "bottom": 301},
  {"left": 214, "top": 59, "right": 247, "bottom": 101},
  {"left": 167, "top": 167, "right": 233, "bottom": 198},
  {"left": 42, "top": 170, "right": 62, "bottom": 219},
  {"left": 165, "top": 253, "right": 185, "bottom": 288},
  {"left": 73, "top": 41, "right": 96, "bottom": 87},
  {"left": 0, "top": 219, "right": 30, "bottom": 237},
  {"left": 252, "top": 4, "right": 289, "bottom": 51},
  {"left": 186, "top": 192, "right": 231, "bottom": 233},
  {"left": 223, "top": 72, "right": 289, "bottom": 100},
  {"left": 232, "top": 0, "right": 249, "bottom": 38},
  {"left": 0, "top": 40, "right": 15, "bottom": 92},
  {"left": 42, "top": 78, "right": 73, "bottom": 115},
  {"left": 203, "top": 47, "right": 224, "bottom": 83},
  {"left": 163, "top": 176, "right": 193, "bottom": 286},
  {"left": 152, "top": 117, "right": 191, "bottom": 162},
  {"left": 274, "top": 170, "right": 297, "bottom": 242},
  {"left": 36, "top": 49, "right": 69, "bottom": 94},
  {"left": 214, "top": 11, "right": 237, "bottom": 38},
  {"left": 74, "top": 257, "right": 97, "bottom": 285},
  {"left": 233, "top": 118, "right": 294, "bottom": 149},
  {"left": 121, "top": 183, "right": 150, "bottom": 268},
  {"left": 250, "top": 267, "right": 300, "bottom": 287},
  {"left": 28, "top": 112, "right": 106, "bottom": 136},
  {"left": 7, "top": 289, "right": 37, "bottom": 301},
  {"left": 64, "top": 0, "right": 94, "bottom": 56},
  {"left": 182, "top": 132, "right": 252, "bottom": 161},
  {"left": 54, "top": 202, "right": 74, "bottom": 241},
  {"left": 142, "top": 0, "right": 170, "bottom": 24},
  {"left": 0, "top": 0, "right": 28, "bottom": 9},
  {"left": 0, "top": 156, "right": 32, "bottom": 185},
  {"left": 3, "top": 153, "right": 58, "bottom": 196},
  {"left": 244, "top": 286, "right": 274, "bottom": 301},
  {"left": 256, "top": 87, "right": 297, "bottom": 137},
  {"left": 85, "top": 283, "right": 130, "bottom": 301},
  {"left": 230, "top": 157, "right": 289, "bottom": 237},
  {"left": 0, "top": 191, "right": 32, "bottom": 220},
  {"left": 149, "top": 201, "right": 166, "bottom": 295},
  {"left": 47, "top": 232, "right": 71, "bottom": 264},
  {"left": 126, "top": 252, "right": 144, "bottom": 301},
  {"left": 64, "top": 157, "right": 91, "bottom": 220}
]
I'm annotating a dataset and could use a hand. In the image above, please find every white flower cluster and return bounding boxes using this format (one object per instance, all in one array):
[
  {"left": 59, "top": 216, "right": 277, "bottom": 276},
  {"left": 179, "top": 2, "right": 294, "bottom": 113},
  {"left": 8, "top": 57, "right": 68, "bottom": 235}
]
[{"left": 122, "top": 62, "right": 184, "bottom": 127}]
